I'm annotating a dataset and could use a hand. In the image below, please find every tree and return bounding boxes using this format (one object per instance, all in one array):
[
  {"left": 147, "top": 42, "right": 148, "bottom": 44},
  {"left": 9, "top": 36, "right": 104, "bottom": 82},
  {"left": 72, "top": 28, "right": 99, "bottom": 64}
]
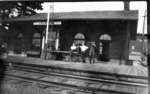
[
  {"left": 0, "top": 1, "right": 43, "bottom": 19},
  {"left": 0, "top": 1, "right": 43, "bottom": 43}
]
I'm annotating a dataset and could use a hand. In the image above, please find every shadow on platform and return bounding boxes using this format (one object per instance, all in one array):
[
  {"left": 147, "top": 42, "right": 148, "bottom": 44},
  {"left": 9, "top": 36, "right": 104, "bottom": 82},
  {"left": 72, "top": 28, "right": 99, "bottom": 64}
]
[{"left": 0, "top": 58, "right": 6, "bottom": 93}]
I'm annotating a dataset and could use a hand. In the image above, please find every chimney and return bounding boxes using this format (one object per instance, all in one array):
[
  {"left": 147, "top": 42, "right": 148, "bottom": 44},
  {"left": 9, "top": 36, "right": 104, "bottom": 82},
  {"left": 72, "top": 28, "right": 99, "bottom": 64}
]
[{"left": 124, "top": 1, "right": 130, "bottom": 11}]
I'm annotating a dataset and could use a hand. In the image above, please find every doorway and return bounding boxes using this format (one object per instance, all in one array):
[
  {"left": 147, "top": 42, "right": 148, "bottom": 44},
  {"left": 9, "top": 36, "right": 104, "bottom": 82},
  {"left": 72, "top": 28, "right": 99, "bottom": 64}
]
[{"left": 98, "top": 34, "right": 111, "bottom": 61}]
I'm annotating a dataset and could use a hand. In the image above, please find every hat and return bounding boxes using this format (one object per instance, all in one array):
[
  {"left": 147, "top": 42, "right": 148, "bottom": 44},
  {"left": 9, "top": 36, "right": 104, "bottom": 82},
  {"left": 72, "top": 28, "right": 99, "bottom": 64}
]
[{"left": 90, "top": 43, "right": 96, "bottom": 47}]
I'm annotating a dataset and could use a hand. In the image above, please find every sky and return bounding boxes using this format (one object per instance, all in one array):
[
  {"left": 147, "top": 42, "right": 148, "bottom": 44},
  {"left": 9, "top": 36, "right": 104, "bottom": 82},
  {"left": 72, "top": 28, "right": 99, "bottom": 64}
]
[{"left": 36, "top": 1, "right": 147, "bottom": 34}]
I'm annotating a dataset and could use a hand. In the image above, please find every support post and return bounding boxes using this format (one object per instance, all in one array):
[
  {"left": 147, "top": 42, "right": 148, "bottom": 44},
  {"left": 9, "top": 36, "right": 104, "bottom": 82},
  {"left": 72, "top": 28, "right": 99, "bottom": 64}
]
[
  {"left": 142, "top": 10, "right": 147, "bottom": 54},
  {"left": 147, "top": 2, "right": 150, "bottom": 92},
  {"left": 40, "top": 3, "right": 54, "bottom": 59},
  {"left": 40, "top": 32, "right": 45, "bottom": 59},
  {"left": 55, "top": 31, "right": 59, "bottom": 50},
  {"left": 124, "top": 22, "right": 130, "bottom": 64},
  {"left": 148, "top": 32, "right": 150, "bottom": 94},
  {"left": 41, "top": 3, "right": 51, "bottom": 59},
  {"left": 123, "top": 1, "right": 130, "bottom": 65}
]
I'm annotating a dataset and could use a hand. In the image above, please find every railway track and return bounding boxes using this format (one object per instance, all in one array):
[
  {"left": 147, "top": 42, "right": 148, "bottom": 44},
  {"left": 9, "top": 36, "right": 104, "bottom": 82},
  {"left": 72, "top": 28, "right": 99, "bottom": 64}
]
[
  {"left": 9, "top": 64, "right": 148, "bottom": 87},
  {"left": 3, "top": 70, "right": 136, "bottom": 94},
  {"left": 6, "top": 62, "right": 148, "bottom": 85},
  {"left": 2, "top": 61, "right": 148, "bottom": 94}
]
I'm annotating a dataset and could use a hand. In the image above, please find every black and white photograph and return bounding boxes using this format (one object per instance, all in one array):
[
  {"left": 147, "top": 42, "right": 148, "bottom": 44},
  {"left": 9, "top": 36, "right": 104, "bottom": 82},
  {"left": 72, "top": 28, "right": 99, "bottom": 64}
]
[{"left": 0, "top": 0, "right": 148, "bottom": 94}]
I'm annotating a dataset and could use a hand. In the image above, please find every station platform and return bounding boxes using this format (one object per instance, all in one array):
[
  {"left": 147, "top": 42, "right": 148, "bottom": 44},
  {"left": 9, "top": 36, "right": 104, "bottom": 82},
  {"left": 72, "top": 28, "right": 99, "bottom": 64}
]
[{"left": 4, "top": 55, "right": 148, "bottom": 77}]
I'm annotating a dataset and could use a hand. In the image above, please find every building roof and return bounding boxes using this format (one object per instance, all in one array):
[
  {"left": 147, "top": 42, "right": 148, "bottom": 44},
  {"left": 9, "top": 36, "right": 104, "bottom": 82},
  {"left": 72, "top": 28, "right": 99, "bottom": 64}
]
[
  {"left": 0, "top": 0, "right": 131, "bottom": 2},
  {"left": 3, "top": 11, "right": 138, "bottom": 22}
]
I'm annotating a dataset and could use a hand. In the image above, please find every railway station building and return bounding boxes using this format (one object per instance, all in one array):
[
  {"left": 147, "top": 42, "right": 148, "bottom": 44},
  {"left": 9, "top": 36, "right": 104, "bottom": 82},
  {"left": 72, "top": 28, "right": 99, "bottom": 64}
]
[{"left": 2, "top": 10, "right": 138, "bottom": 62}]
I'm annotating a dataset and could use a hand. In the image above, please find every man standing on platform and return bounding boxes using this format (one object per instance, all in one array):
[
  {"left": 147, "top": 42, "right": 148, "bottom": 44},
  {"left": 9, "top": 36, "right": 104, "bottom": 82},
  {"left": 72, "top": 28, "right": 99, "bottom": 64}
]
[
  {"left": 70, "top": 42, "right": 77, "bottom": 51},
  {"left": 80, "top": 42, "right": 88, "bottom": 63},
  {"left": 0, "top": 41, "right": 8, "bottom": 58},
  {"left": 70, "top": 42, "right": 77, "bottom": 61},
  {"left": 89, "top": 43, "right": 96, "bottom": 64}
]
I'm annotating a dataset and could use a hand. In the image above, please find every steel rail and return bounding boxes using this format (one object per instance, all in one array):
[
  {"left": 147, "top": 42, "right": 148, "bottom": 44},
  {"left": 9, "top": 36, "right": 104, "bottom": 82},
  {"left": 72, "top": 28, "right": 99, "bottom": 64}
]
[
  {"left": 6, "top": 61, "right": 148, "bottom": 80},
  {"left": 8, "top": 64, "right": 148, "bottom": 87},
  {"left": 4, "top": 61, "right": 148, "bottom": 81},
  {"left": 2, "top": 74, "right": 136, "bottom": 94}
]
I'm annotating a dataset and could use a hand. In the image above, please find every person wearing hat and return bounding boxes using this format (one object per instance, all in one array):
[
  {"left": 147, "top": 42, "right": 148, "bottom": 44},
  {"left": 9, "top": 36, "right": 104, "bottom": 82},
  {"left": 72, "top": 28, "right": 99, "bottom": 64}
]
[
  {"left": 80, "top": 42, "right": 88, "bottom": 63},
  {"left": 0, "top": 41, "right": 8, "bottom": 58},
  {"left": 89, "top": 43, "right": 96, "bottom": 64},
  {"left": 70, "top": 42, "right": 77, "bottom": 61}
]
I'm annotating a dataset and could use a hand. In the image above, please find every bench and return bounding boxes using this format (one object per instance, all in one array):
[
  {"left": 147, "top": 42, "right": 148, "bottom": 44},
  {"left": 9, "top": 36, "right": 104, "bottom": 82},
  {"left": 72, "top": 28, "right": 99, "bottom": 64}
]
[{"left": 45, "top": 50, "right": 80, "bottom": 61}]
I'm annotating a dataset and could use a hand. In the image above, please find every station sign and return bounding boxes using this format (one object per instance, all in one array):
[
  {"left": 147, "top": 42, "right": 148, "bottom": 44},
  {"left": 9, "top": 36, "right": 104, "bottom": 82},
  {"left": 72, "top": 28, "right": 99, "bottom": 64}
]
[{"left": 33, "top": 21, "right": 61, "bottom": 26}]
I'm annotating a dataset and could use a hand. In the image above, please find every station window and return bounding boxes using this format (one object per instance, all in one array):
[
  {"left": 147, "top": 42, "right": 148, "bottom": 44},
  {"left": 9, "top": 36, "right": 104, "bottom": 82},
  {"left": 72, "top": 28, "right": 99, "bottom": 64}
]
[
  {"left": 17, "top": 33, "right": 23, "bottom": 39},
  {"left": 47, "top": 31, "right": 57, "bottom": 50},
  {"left": 17, "top": 33, "right": 24, "bottom": 44},
  {"left": 74, "top": 33, "right": 85, "bottom": 45},
  {"left": 14, "top": 33, "right": 24, "bottom": 53},
  {"left": 32, "top": 32, "right": 41, "bottom": 48},
  {"left": 99, "top": 34, "right": 111, "bottom": 41}
]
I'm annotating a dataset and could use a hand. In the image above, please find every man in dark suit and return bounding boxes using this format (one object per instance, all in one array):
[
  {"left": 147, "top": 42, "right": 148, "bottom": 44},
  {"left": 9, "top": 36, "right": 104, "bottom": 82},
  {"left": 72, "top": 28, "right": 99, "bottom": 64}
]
[{"left": 89, "top": 43, "right": 96, "bottom": 64}]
